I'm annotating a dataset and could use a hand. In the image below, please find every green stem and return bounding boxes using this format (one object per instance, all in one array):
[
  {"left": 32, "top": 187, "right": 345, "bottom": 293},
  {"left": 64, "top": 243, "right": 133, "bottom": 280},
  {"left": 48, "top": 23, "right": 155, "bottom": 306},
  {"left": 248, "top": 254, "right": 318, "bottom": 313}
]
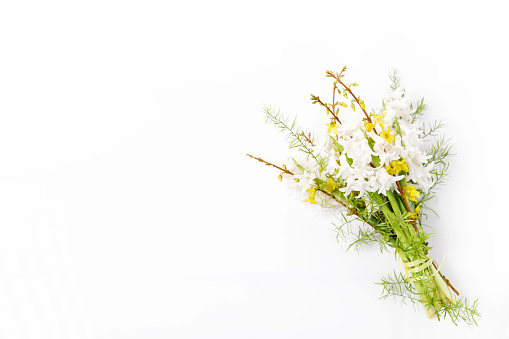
[
  {"left": 386, "top": 190, "right": 414, "bottom": 243},
  {"left": 396, "top": 195, "right": 407, "bottom": 216},
  {"left": 371, "top": 191, "right": 457, "bottom": 320},
  {"left": 369, "top": 192, "right": 409, "bottom": 249},
  {"left": 386, "top": 190, "right": 402, "bottom": 216}
]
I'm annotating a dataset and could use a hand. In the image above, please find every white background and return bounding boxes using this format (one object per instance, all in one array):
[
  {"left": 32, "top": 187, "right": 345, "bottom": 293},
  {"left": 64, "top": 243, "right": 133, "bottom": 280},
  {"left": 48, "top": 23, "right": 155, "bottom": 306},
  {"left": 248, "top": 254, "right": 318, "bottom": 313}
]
[{"left": 1, "top": 0, "right": 508, "bottom": 338}]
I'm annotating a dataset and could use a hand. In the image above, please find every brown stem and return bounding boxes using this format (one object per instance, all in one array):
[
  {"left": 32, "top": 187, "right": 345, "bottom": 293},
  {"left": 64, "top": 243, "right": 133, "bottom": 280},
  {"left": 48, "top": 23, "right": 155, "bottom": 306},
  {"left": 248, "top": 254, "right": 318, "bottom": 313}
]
[
  {"left": 247, "top": 154, "right": 381, "bottom": 235},
  {"left": 433, "top": 262, "right": 460, "bottom": 296},
  {"left": 350, "top": 209, "right": 376, "bottom": 229},
  {"left": 299, "top": 132, "right": 315, "bottom": 146},
  {"left": 337, "top": 79, "right": 370, "bottom": 121},
  {"left": 246, "top": 154, "right": 294, "bottom": 175},
  {"left": 317, "top": 188, "right": 378, "bottom": 230},
  {"left": 316, "top": 98, "right": 342, "bottom": 125},
  {"left": 338, "top": 66, "right": 347, "bottom": 77},
  {"left": 326, "top": 69, "right": 377, "bottom": 135},
  {"left": 332, "top": 82, "right": 337, "bottom": 120}
]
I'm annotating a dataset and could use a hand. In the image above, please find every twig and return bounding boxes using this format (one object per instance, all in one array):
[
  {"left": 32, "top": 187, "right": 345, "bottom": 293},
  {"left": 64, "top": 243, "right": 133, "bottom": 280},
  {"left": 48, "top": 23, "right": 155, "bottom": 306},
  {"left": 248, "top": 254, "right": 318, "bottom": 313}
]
[
  {"left": 317, "top": 188, "right": 379, "bottom": 231},
  {"left": 433, "top": 262, "right": 460, "bottom": 296},
  {"left": 299, "top": 132, "right": 315, "bottom": 146},
  {"left": 314, "top": 97, "right": 342, "bottom": 125},
  {"left": 326, "top": 69, "right": 377, "bottom": 135},
  {"left": 246, "top": 154, "right": 294, "bottom": 175}
]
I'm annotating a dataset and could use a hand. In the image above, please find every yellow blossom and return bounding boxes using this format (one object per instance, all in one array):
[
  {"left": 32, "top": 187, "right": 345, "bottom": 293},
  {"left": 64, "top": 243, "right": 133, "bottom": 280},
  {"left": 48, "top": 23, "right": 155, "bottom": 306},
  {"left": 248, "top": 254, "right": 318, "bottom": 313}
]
[
  {"left": 373, "top": 112, "right": 387, "bottom": 128},
  {"left": 324, "top": 177, "right": 337, "bottom": 192},
  {"left": 394, "top": 158, "right": 409, "bottom": 173},
  {"left": 409, "top": 206, "right": 421, "bottom": 219},
  {"left": 385, "top": 164, "right": 398, "bottom": 175},
  {"left": 364, "top": 122, "right": 375, "bottom": 132},
  {"left": 386, "top": 158, "right": 409, "bottom": 175},
  {"left": 380, "top": 125, "right": 396, "bottom": 144},
  {"left": 403, "top": 185, "right": 420, "bottom": 202},
  {"left": 327, "top": 123, "right": 338, "bottom": 134},
  {"left": 303, "top": 187, "right": 317, "bottom": 204}
]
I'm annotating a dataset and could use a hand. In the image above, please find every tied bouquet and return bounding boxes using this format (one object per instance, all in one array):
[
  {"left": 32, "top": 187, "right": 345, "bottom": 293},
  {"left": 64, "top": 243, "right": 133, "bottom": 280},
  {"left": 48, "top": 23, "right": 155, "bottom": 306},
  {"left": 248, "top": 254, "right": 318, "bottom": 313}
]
[{"left": 248, "top": 67, "right": 479, "bottom": 325}]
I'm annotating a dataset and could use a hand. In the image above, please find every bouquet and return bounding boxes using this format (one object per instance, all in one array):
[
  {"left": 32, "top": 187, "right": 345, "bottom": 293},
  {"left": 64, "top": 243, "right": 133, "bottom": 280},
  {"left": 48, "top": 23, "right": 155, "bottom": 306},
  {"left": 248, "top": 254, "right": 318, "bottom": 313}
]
[{"left": 248, "top": 67, "right": 479, "bottom": 325}]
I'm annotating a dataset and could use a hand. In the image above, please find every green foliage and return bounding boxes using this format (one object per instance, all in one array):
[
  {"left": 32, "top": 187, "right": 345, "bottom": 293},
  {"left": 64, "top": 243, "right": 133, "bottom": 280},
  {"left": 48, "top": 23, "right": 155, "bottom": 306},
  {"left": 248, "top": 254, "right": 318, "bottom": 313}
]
[
  {"left": 418, "top": 135, "right": 453, "bottom": 216},
  {"left": 378, "top": 271, "right": 481, "bottom": 326},
  {"left": 378, "top": 271, "right": 422, "bottom": 305},
  {"left": 438, "top": 297, "right": 481, "bottom": 326},
  {"left": 426, "top": 135, "right": 453, "bottom": 166},
  {"left": 333, "top": 214, "right": 391, "bottom": 254},
  {"left": 410, "top": 98, "right": 428, "bottom": 123},
  {"left": 421, "top": 119, "right": 446, "bottom": 139},
  {"left": 389, "top": 68, "right": 401, "bottom": 92},
  {"left": 262, "top": 105, "right": 328, "bottom": 172}
]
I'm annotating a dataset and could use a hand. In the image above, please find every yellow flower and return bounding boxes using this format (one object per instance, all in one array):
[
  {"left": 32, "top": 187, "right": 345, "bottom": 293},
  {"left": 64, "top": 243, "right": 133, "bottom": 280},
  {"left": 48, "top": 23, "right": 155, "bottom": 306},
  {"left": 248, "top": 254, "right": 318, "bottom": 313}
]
[
  {"left": 380, "top": 125, "right": 396, "bottom": 144},
  {"left": 386, "top": 158, "right": 409, "bottom": 175},
  {"left": 303, "top": 187, "right": 317, "bottom": 204},
  {"left": 403, "top": 185, "right": 420, "bottom": 202},
  {"left": 409, "top": 206, "right": 421, "bottom": 219},
  {"left": 324, "top": 177, "right": 337, "bottom": 192},
  {"left": 364, "top": 122, "right": 375, "bottom": 132},
  {"left": 327, "top": 123, "right": 338, "bottom": 135},
  {"left": 385, "top": 164, "right": 398, "bottom": 175},
  {"left": 373, "top": 112, "right": 387, "bottom": 128},
  {"left": 395, "top": 158, "right": 409, "bottom": 173}
]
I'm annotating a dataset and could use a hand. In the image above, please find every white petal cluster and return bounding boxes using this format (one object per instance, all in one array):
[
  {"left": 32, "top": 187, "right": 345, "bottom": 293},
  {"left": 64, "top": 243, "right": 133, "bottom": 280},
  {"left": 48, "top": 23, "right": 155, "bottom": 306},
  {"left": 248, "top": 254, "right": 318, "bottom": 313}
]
[
  {"left": 378, "top": 88, "right": 434, "bottom": 191},
  {"left": 280, "top": 88, "right": 434, "bottom": 207}
]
